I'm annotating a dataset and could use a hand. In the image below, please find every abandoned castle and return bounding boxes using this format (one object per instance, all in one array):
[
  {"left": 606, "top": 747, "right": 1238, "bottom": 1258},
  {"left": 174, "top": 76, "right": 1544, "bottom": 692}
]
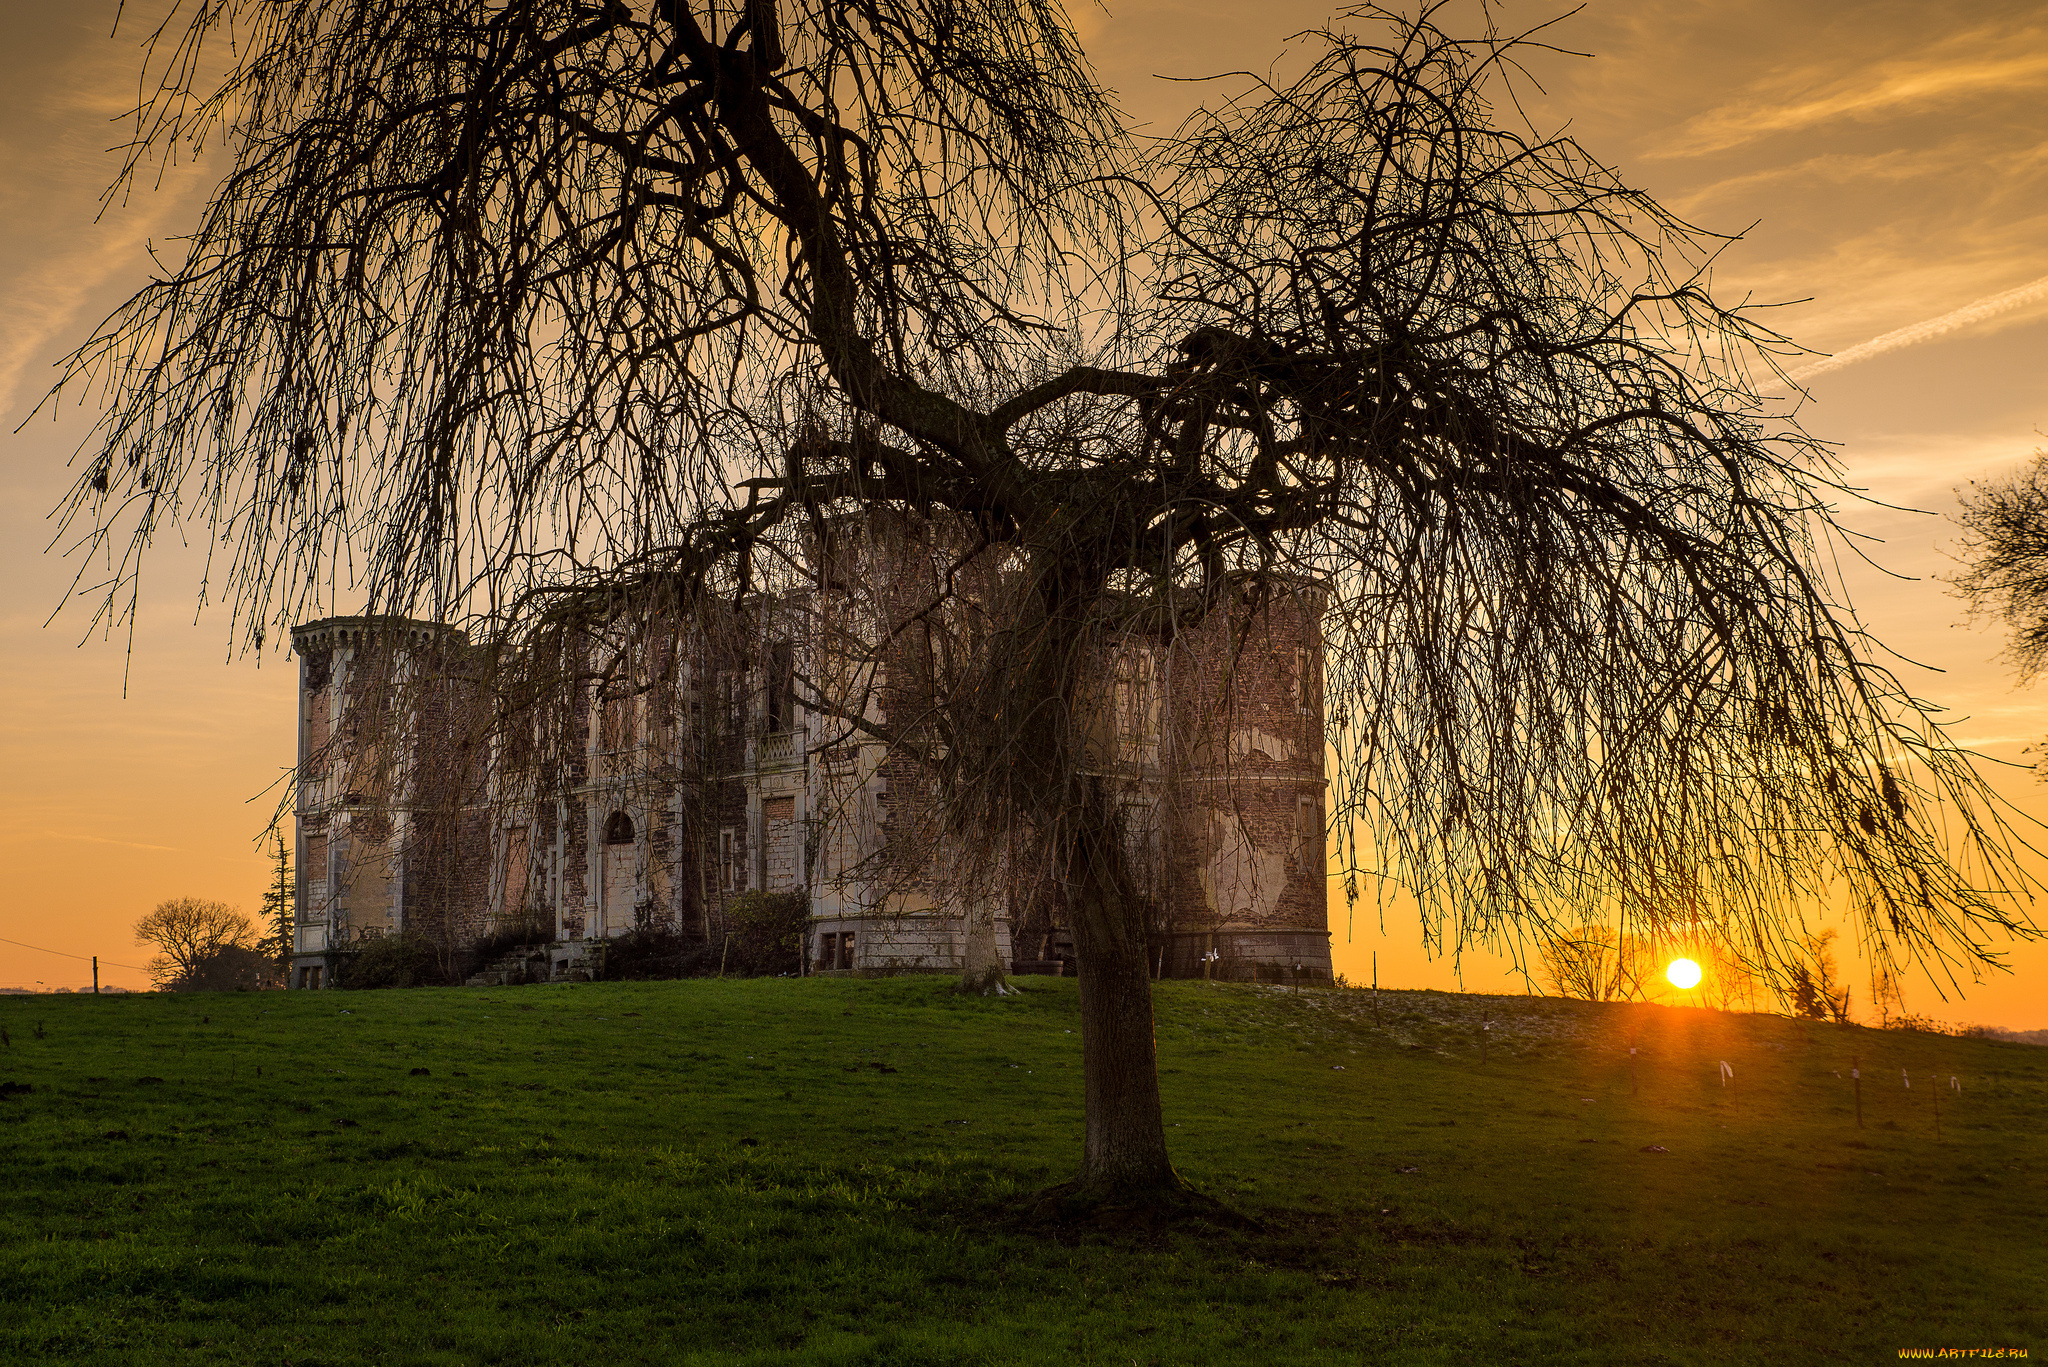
[{"left": 287, "top": 514, "right": 1332, "bottom": 988}]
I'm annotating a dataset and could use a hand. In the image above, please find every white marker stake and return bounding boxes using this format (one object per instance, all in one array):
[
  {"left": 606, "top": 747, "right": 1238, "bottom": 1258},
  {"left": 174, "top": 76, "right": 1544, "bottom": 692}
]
[
  {"left": 1719, "top": 1060, "right": 1732, "bottom": 1086},
  {"left": 1902, "top": 1070, "right": 1910, "bottom": 1089}
]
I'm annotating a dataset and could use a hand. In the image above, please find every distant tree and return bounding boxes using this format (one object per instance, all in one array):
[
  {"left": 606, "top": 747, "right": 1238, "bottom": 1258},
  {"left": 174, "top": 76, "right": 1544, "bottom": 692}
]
[
  {"left": 1870, "top": 964, "right": 1906, "bottom": 1028},
  {"left": 1536, "top": 926, "right": 1622, "bottom": 1002},
  {"left": 1789, "top": 967, "right": 1824, "bottom": 1020},
  {"left": 259, "top": 828, "right": 294, "bottom": 974},
  {"left": 1956, "top": 449, "right": 2048, "bottom": 688},
  {"left": 1539, "top": 927, "right": 1734, "bottom": 1005},
  {"left": 1692, "top": 944, "right": 1763, "bottom": 1014},
  {"left": 1884, "top": 1013, "right": 1957, "bottom": 1036},
  {"left": 1785, "top": 929, "right": 1850, "bottom": 1023},
  {"left": 134, "top": 898, "right": 258, "bottom": 990}
]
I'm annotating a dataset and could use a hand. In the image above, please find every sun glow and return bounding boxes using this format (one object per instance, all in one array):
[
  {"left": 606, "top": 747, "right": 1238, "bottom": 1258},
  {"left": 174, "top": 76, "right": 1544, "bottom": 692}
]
[{"left": 1666, "top": 958, "right": 1703, "bottom": 990}]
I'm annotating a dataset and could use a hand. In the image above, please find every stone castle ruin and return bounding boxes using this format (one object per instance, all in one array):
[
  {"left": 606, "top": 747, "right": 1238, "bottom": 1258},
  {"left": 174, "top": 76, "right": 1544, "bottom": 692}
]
[{"left": 288, "top": 515, "right": 1331, "bottom": 988}]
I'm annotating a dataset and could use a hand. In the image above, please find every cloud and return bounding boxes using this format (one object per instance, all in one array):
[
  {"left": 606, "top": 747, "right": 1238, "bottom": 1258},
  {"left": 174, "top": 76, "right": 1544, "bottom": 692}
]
[
  {"left": 0, "top": 9, "right": 226, "bottom": 420},
  {"left": 1788, "top": 274, "right": 2048, "bottom": 382},
  {"left": 1673, "top": 139, "right": 2048, "bottom": 216},
  {"left": 0, "top": 831, "right": 179, "bottom": 853},
  {"left": 1667, "top": 44, "right": 2048, "bottom": 157}
]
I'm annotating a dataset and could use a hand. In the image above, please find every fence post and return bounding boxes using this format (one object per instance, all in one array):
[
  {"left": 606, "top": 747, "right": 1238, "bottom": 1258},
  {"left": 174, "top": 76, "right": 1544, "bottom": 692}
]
[{"left": 1852, "top": 1055, "right": 1862, "bottom": 1129}]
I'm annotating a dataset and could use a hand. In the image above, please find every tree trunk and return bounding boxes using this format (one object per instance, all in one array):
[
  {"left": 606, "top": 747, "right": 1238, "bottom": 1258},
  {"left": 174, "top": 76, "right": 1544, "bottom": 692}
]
[
  {"left": 1015, "top": 562, "right": 1189, "bottom": 1211},
  {"left": 957, "top": 890, "right": 1011, "bottom": 995},
  {"left": 1064, "top": 803, "right": 1182, "bottom": 1198}
]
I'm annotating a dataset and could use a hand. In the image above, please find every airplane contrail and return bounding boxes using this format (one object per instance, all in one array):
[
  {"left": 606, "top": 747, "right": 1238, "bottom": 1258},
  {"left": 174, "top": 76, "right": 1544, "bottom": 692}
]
[{"left": 1788, "top": 272, "right": 2048, "bottom": 382}]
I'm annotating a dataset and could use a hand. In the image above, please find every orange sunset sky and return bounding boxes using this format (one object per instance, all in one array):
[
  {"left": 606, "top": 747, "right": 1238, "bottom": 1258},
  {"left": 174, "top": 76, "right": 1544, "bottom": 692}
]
[{"left": 3, "top": 1, "right": 2045, "bottom": 1027}]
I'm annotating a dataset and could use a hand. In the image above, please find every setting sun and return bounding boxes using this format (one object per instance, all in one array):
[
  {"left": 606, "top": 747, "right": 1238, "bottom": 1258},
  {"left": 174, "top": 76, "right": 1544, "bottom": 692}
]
[{"left": 1667, "top": 958, "right": 1703, "bottom": 990}]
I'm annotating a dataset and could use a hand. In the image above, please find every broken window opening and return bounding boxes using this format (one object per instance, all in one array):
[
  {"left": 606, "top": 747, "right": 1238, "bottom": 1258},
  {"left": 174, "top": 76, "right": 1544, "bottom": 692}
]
[{"left": 766, "top": 639, "right": 795, "bottom": 733}]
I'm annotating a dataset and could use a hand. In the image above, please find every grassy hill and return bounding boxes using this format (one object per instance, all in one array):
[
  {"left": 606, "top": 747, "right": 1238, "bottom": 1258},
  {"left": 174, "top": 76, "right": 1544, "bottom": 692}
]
[{"left": 1, "top": 976, "right": 2041, "bottom": 1365}]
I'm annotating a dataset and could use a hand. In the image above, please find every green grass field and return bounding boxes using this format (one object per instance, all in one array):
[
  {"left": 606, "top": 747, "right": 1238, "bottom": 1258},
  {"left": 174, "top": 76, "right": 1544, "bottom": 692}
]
[{"left": 1, "top": 976, "right": 2041, "bottom": 1365}]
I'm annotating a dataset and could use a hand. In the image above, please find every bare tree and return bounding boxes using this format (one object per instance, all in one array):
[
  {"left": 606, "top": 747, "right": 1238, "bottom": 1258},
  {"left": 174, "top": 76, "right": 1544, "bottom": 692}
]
[
  {"left": 1957, "top": 450, "right": 2048, "bottom": 682},
  {"left": 1870, "top": 962, "right": 1906, "bottom": 1028},
  {"left": 135, "top": 897, "right": 258, "bottom": 990},
  {"left": 47, "top": 1, "right": 2037, "bottom": 1213},
  {"left": 1535, "top": 926, "right": 1623, "bottom": 1002}
]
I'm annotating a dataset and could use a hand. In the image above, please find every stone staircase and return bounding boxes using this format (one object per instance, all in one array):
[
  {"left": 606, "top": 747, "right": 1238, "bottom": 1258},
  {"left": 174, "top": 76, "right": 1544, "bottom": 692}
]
[{"left": 465, "top": 943, "right": 593, "bottom": 987}]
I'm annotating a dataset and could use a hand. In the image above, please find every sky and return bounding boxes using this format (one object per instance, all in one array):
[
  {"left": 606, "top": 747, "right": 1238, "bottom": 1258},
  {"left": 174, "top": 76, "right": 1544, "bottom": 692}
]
[{"left": 2, "top": 1, "right": 2045, "bottom": 1025}]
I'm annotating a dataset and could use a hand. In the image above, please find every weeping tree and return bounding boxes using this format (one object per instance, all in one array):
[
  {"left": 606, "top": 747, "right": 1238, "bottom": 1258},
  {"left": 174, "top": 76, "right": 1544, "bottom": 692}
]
[{"left": 46, "top": 0, "right": 2037, "bottom": 1211}]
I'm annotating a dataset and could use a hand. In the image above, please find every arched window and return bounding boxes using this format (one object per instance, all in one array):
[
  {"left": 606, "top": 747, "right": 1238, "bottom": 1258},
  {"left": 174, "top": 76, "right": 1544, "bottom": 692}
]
[{"left": 604, "top": 811, "right": 634, "bottom": 845}]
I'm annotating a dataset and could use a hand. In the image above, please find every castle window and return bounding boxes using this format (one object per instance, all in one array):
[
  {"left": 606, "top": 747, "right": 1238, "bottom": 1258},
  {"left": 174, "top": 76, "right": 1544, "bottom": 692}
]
[
  {"left": 1294, "top": 794, "right": 1323, "bottom": 871},
  {"left": 1291, "top": 646, "right": 1317, "bottom": 716},
  {"left": 599, "top": 690, "right": 634, "bottom": 753},
  {"left": 720, "top": 826, "right": 739, "bottom": 891},
  {"left": 500, "top": 826, "right": 531, "bottom": 917},
  {"left": 717, "top": 671, "right": 742, "bottom": 735},
  {"left": 766, "top": 639, "right": 795, "bottom": 732},
  {"left": 604, "top": 811, "right": 634, "bottom": 845},
  {"left": 821, "top": 592, "right": 856, "bottom": 702},
  {"left": 1113, "top": 647, "right": 1158, "bottom": 765}
]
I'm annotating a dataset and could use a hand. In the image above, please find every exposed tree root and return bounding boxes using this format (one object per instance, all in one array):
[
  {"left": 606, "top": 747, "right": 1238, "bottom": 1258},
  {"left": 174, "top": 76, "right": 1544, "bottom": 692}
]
[{"left": 957, "top": 966, "right": 1015, "bottom": 996}]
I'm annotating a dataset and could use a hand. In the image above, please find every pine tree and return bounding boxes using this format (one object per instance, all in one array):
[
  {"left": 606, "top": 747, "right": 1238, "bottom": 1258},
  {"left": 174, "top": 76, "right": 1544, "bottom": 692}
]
[
  {"left": 1791, "top": 968, "right": 1824, "bottom": 1020},
  {"left": 260, "top": 828, "right": 293, "bottom": 974}
]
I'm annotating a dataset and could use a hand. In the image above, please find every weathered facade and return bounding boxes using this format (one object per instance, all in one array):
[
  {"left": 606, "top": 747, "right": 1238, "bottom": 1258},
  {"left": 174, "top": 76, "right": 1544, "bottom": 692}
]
[
  {"left": 290, "top": 523, "right": 1331, "bottom": 986},
  {"left": 288, "top": 617, "right": 489, "bottom": 989}
]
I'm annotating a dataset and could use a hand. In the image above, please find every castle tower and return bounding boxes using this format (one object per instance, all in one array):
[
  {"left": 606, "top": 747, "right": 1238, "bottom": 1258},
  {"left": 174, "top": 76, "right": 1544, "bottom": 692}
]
[
  {"left": 288, "top": 616, "right": 473, "bottom": 988},
  {"left": 1156, "top": 586, "right": 1332, "bottom": 981}
]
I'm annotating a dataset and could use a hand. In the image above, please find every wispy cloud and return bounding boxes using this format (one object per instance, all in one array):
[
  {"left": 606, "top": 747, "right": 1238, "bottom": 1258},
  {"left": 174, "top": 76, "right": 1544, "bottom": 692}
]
[
  {"left": 1667, "top": 44, "right": 2048, "bottom": 157},
  {"left": 1, "top": 221, "right": 148, "bottom": 417},
  {"left": 1673, "top": 140, "right": 2048, "bottom": 215},
  {"left": 1788, "top": 274, "right": 2048, "bottom": 382},
  {"left": 0, "top": 12, "right": 223, "bottom": 420},
  {"left": 0, "top": 831, "right": 179, "bottom": 853}
]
